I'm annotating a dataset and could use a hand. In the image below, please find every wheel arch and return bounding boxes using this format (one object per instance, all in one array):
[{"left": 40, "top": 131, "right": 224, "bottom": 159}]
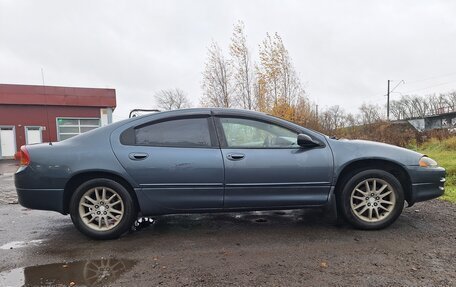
[
  {"left": 335, "top": 159, "right": 412, "bottom": 205},
  {"left": 63, "top": 171, "right": 140, "bottom": 214}
]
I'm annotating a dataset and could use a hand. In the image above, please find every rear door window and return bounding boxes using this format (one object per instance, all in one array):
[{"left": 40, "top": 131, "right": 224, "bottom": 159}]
[{"left": 133, "top": 117, "right": 213, "bottom": 148}]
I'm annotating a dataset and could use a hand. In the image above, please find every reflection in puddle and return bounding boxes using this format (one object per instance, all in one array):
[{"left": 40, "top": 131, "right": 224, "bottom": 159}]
[
  {"left": 0, "top": 258, "right": 136, "bottom": 286},
  {"left": 0, "top": 240, "right": 45, "bottom": 250}
]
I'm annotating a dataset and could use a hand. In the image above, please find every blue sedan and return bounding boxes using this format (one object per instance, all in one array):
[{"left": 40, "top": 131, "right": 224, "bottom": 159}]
[{"left": 15, "top": 108, "right": 446, "bottom": 239}]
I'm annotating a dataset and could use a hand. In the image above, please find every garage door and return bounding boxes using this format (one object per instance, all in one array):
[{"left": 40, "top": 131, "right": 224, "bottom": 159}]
[{"left": 0, "top": 128, "right": 15, "bottom": 158}]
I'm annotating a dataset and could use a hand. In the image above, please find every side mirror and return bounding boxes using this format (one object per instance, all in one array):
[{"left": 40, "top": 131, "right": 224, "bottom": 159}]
[{"left": 297, "top": 134, "right": 321, "bottom": 148}]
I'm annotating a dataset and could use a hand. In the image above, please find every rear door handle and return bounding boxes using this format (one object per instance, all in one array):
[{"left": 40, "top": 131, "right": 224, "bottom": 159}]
[
  {"left": 226, "top": 153, "right": 245, "bottom": 161},
  {"left": 129, "top": 152, "right": 149, "bottom": 160}
]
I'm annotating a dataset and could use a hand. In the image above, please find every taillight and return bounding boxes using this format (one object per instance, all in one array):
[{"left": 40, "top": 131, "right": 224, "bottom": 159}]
[{"left": 20, "top": 145, "right": 30, "bottom": 166}]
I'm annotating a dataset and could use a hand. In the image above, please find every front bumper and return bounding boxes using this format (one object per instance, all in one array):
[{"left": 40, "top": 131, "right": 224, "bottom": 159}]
[{"left": 408, "top": 166, "right": 446, "bottom": 205}]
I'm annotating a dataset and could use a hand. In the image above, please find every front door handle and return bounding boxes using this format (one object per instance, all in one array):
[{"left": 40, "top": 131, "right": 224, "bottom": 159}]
[
  {"left": 129, "top": 152, "right": 149, "bottom": 160},
  {"left": 226, "top": 153, "right": 245, "bottom": 161}
]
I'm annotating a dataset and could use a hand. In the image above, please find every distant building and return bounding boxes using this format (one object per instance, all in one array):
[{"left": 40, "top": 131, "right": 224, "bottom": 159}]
[
  {"left": 0, "top": 83, "right": 116, "bottom": 159},
  {"left": 405, "top": 111, "right": 456, "bottom": 132}
]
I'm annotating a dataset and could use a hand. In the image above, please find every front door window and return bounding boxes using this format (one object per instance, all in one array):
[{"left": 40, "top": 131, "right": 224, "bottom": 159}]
[{"left": 219, "top": 117, "right": 298, "bottom": 148}]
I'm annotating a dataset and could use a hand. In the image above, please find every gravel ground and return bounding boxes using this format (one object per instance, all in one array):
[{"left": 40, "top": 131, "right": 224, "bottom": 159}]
[
  {"left": 0, "top": 160, "right": 455, "bottom": 286},
  {"left": 0, "top": 174, "right": 17, "bottom": 204},
  {"left": 0, "top": 160, "right": 18, "bottom": 204}
]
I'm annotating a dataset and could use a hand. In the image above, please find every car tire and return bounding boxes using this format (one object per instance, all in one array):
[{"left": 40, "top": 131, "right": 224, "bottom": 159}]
[
  {"left": 338, "top": 169, "right": 404, "bottom": 230},
  {"left": 69, "top": 178, "right": 137, "bottom": 240}
]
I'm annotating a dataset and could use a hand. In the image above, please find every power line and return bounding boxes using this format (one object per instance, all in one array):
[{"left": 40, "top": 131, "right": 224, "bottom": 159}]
[
  {"left": 372, "top": 78, "right": 456, "bottom": 101},
  {"left": 398, "top": 80, "right": 456, "bottom": 94},
  {"left": 404, "top": 72, "right": 456, "bottom": 84},
  {"left": 389, "top": 80, "right": 405, "bottom": 93}
]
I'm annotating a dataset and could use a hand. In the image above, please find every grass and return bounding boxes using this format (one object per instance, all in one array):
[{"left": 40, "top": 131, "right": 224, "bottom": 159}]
[{"left": 414, "top": 137, "right": 456, "bottom": 203}]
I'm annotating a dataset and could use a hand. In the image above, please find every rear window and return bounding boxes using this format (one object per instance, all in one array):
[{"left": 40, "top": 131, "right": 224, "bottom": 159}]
[{"left": 129, "top": 117, "right": 212, "bottom": 148}]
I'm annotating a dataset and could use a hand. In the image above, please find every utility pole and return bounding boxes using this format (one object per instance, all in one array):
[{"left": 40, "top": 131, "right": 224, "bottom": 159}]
[
  {"left": 387, "top": 80, "right": 390, "bottom": 121},
  {"left": 315, "top": 104, "right": 319, "bottom": 120},
  {"left": 41, "top": 68, "right": 45, "bottom": 86}
]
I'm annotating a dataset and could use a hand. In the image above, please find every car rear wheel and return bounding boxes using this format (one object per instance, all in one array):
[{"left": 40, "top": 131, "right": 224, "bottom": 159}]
[
  {"left": 339, "top": 169, "right": 404, "bottom": 230},
  {"left": 70, "top": 178, "right": 137, "bottom": 240}
]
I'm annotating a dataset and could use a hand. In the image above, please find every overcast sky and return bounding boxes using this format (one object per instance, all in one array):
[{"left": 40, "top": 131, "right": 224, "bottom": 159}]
[{"left": 1, "top": 0, "right": 456, "bottom": 121}]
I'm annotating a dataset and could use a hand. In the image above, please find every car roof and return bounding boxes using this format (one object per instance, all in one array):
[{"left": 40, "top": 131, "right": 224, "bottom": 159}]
[
  {"left": 129, "top": 107, "right": 307, "bottom": 132},
  {"left": 83, "top": 107, "right": 326, "bottom": 144},
  {"left": 127, "top": 107, "right": 267, "bottom": 120}
]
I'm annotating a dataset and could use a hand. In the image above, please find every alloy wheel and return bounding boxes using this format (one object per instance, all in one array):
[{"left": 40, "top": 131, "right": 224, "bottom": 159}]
[
  {"left": 78, "top": 187, "right": 124, "bottom": 231},
  {"left": 350, "top": 178, "right": 396, "bottom": 223}
]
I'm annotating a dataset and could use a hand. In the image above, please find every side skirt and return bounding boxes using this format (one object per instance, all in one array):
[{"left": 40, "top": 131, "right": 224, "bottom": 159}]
[{"left": 135, "top": 187, "right": 337, "bottom": 217}]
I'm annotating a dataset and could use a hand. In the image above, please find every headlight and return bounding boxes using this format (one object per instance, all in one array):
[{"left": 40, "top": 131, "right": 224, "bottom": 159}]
[{"left": 419, "top": 156, "right": 438, "bottom": 167}]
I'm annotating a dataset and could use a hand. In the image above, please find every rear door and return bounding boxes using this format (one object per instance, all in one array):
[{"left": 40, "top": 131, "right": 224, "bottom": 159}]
[
  {"left": 215, "top": 116, "right": 333, "bottom": 208},
  {"left": 111, "top": 114, "right": 224, "bottom": 214}
]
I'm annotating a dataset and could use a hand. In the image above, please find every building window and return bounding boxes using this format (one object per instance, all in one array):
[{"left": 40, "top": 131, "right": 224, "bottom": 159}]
[{"left": 57, "top": 118, "right": 100, "bottom": 141}]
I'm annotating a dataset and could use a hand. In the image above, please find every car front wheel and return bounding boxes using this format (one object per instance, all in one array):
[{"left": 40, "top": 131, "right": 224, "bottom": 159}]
[
  {"left": 70, "top": 178, "right": 137, "bottom": 240},
  {"left": 339, "top": 169, "right": 404, "bottom": 230}
]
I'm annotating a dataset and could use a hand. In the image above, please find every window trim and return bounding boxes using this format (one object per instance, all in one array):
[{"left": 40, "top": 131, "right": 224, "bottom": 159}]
[
  {"left": 56, "top": 117, "right": 100, "bottom": 141},
  {"left": 121, "top": 115, "right": 219, "bottom": 149},
  {"left": 214, "top": 116, "right": 301, "bottom": 149}
]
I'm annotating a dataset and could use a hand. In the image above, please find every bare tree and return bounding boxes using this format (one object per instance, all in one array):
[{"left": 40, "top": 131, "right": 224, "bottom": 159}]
[
  {"left": 410, "top": 96, "right": 429, "bottom": 118},
  {"left": 230, "top": 21, "right": 253, "bottom": 110},
  {"left": 154, "top": 89, "right": 190, "bottom": 111},
  {"left": 390, "top": 100, "right": 405, "bottom": 120},
  {"left": 201, "top": 41, "right": 232, "bottom": 107},
  {"left": 389, "top": 91, "right": 456, "bottom": 120},
  {"left": 359, "top": 103, "right": 383, "bottom": 125},
  {"left": 447, "top": 91, "right": 456, "bottom": 108},
  {"left": 318, "top": 105, "right": 347, "bottom": 132},
  {"left": 345, "top": 113, "right": 359, "bottom": 133}
]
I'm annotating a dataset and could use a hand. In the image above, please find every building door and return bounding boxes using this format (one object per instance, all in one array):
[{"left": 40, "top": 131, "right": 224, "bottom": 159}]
[
  {"left": 25, "top": 127, "right": 42, "bottom": 144},
  {"left": 0, "top": 127, "right": 16, "bottom": 158}
]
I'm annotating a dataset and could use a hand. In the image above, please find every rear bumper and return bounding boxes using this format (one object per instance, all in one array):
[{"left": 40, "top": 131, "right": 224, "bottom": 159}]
[
  {"left": 16, "top": 188, "right": 65, "bottom": 214},
  {"left": 15, "top": 165, "right": 67, "bottom": 214},
  {"left": 408, "top": 166, "right": 446, "bottom": 205}
]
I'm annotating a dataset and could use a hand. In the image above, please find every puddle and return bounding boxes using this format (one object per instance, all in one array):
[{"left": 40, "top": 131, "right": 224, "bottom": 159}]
[
  {"left": 0, "top": 258, "right": 136, "bottom": 286},
  {"left": 0, "top": 240, "right": 45, "bottom": 250}
]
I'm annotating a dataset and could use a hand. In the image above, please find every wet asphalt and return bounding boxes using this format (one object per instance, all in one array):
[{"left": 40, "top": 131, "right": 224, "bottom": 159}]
[{"left": 0, "top": 161, "right": 455, "bottom": 286}]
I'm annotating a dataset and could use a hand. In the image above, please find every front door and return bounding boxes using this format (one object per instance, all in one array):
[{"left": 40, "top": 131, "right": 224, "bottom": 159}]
[
  {"left": 111, "top": 115, "right": 224, "bottom": 214},
  {"left": 0, "top": 127, "right": 15, "bottom": 158},
  {"left": 215, "top": 116, "right": 333, "bottom": 208}
]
